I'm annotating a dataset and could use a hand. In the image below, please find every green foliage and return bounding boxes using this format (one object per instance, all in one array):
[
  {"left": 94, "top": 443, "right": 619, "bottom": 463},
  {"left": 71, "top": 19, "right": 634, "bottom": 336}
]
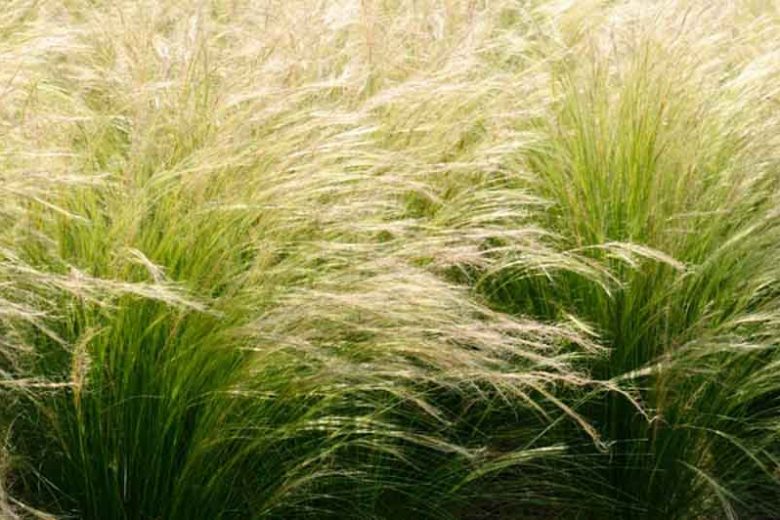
[{"left": 0, "top": 1, "right": 779, "bottom": 519}]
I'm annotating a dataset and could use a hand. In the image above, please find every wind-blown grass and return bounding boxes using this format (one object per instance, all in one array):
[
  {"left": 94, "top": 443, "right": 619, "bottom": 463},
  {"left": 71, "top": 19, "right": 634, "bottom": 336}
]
[{"left": 0, "top": 1, "right": 779, "bottom": 519}]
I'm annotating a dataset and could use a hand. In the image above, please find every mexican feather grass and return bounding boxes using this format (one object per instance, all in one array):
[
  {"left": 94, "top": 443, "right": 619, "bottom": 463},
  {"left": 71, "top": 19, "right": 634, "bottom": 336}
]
[{"left": 0, "top": 0, "right": 779, "bottom": 518}]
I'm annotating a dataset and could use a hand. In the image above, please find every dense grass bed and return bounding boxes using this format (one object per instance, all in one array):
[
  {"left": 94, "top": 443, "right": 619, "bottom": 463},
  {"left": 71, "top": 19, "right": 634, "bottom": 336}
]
[{"left": 1, "top": 1, "right": 779, "bottom": 518}]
